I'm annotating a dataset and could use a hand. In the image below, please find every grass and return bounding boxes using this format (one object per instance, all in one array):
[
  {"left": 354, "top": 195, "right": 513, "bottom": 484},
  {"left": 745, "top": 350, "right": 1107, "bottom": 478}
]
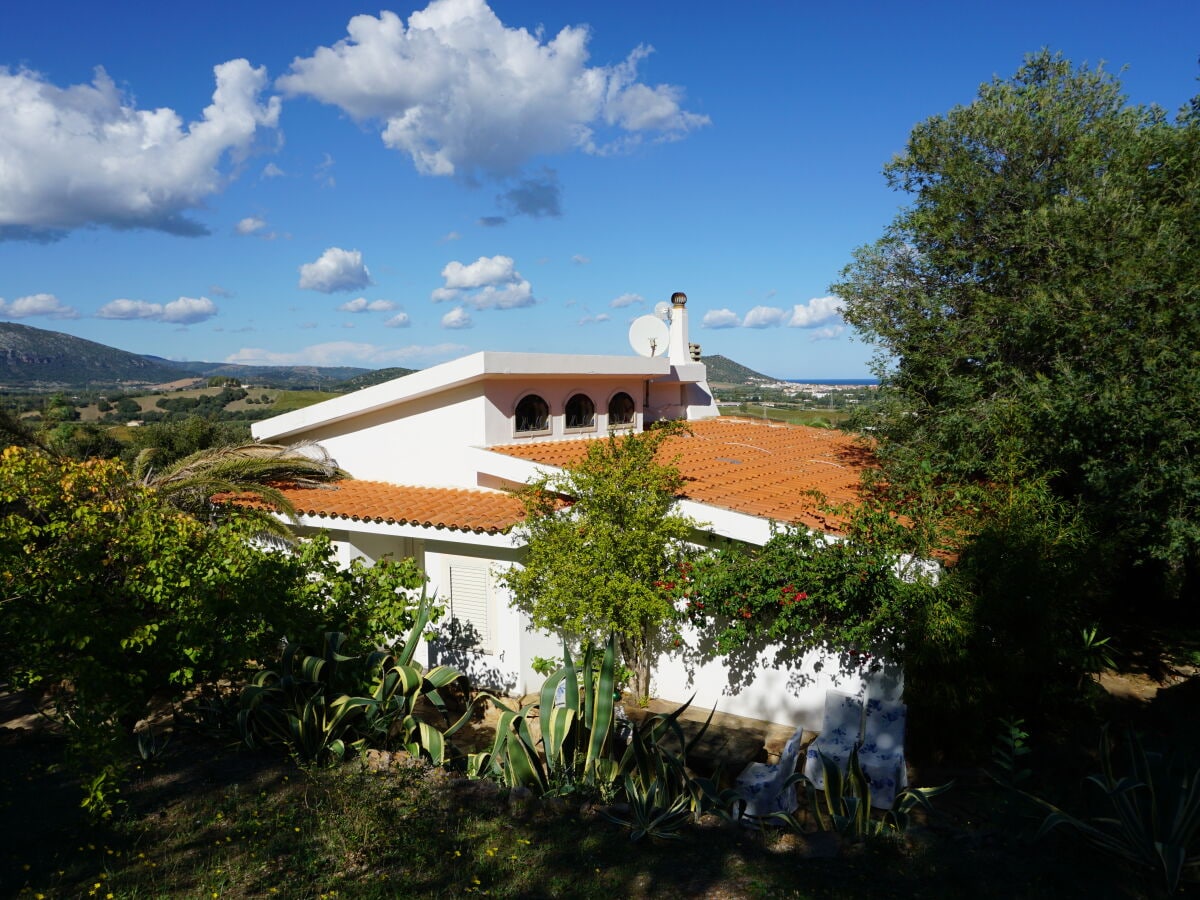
[
  {"left": 0, "top": 725, "right": 1156, "bottom": 899},
  {"left": 269, "top": 391, "right": 342, "bottom": 414}
]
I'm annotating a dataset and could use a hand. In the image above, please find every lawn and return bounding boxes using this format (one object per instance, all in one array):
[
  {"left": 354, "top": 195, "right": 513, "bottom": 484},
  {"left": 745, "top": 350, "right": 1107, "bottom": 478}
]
[{"left": 0, "top": 707, "right": 1159, "bottom": 899}]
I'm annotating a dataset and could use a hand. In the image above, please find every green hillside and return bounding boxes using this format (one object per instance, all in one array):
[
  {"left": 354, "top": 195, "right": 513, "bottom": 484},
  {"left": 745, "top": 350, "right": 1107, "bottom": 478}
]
[
  {"left": 0, "top": 322, "right": 185, "bottom": 388},
  {"left": 701, "top": 354, "right": 776, "bottom": 385}
]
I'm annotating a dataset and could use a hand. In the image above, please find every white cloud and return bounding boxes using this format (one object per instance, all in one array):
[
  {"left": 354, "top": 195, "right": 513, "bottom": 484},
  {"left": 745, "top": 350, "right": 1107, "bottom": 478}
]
[
  {"left": 337, "top": 297, "right": 397, "bottom": 312},
  {"left": 578, "top": 312, "right": 609, "bottom": 325},
  {"left": 209, "top": 284, "right": 234, "bottom": 298},
  {"left": 262, "top": 162, "right": 285, "bottom": 178},
  {"left": 95, "top": 295, "right": 217, "bottom": 324},
  {"left": 610, "top": 292, "right": 643, "bottom": 309},
  {"left": 225, "top": 340, "right": 467, "bottom": 366},
  {"left": 235, "top": 216, "right": 267, "bottom": 235},
  {"left": 742, "top": 305, "right": 789, "bottom": 328},
  {"left": 809, "top": 325, "right": 845, "bottom": 341},
  {"left": 441, "top": 230, "right": 461, "bottom": 242},
  {"left": 571, "top": 254, "right": 590, "bottom": 265},
  {"left": 161, "top": 297, "right": 217, "bottom": 323},
  {"left": 433, "top": 254, "right": 534, "bottom": 309},
  {"left": 0, "top": 292, "right": 78, "bottom": 319},
  {"left": 298, "top": 247, "right": 373, "bottom": 292},
  {"left": 385, "top": 312, "right": 411, "bottom": 328},
  {"left": 701, "top": 308, "right": 740, "bottom": 329},
  {"left": 0, "top": 59, "right": 280, "bottom": 238},
  {"left": 276, "top": 1, "right": 708, "bottom": 177},
  {"left": 788, "top": 295, "right": 845, "bottom": 328},
  {"left": 441, "top": 306, "right": 473, "bottom": 329},
  {"left": 442, "top": 255, "right": 515, "bottom": 289}
]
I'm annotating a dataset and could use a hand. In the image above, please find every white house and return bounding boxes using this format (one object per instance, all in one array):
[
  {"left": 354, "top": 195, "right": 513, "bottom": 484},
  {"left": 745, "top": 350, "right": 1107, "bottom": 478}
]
[{"left": 252, "top": 293, "right": 900, "bottom": 729}]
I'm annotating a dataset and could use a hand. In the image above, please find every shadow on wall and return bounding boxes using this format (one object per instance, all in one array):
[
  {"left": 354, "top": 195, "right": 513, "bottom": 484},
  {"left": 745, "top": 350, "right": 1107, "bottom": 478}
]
[
  {"left": 430, "top": 617, "right": 516, "bottom": 694},
  {"left": 670, "top": 615, "right": 902, "bottom": 700}
]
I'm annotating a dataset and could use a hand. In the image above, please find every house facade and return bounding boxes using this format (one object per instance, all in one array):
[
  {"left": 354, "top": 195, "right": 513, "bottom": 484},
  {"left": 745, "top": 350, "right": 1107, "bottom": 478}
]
[{"left": 252, "top": 294, "right": 900, "bottom": 729}]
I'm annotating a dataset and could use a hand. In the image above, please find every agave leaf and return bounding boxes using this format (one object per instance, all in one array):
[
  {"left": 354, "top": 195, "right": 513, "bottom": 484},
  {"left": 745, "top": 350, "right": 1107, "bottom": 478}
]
[
  {"left": 543, "top": 706, "right": 576, "bottom": 771},
  {"left": 584, "top": 636, "right": 617, "bottom": 779}
]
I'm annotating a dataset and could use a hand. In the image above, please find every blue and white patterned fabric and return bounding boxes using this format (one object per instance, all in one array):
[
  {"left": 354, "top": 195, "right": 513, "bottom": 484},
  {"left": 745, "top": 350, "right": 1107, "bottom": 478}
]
[
  {"left": 733, "top": 725, "right": 807, "bottom": 822},
  {"left": 858, "top": 698, "right": 908, "bottom": 809},
  {"left": 801, "top": 690, "right": 865, "bottom": 791}
]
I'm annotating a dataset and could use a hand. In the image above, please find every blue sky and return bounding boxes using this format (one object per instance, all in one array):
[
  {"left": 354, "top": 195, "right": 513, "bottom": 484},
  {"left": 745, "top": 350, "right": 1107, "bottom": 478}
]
[{"left": 1, "top": 1, "right": 1196, "bottom": 379}]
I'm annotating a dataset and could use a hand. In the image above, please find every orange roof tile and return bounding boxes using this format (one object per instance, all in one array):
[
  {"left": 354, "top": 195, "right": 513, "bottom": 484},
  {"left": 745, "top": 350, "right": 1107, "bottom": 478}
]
[
  {"left": 266, "top": 480, "right": 525, "bottom": 535},
  {"left": 490, "top": 417, "right": 873, "bottom": 533}
]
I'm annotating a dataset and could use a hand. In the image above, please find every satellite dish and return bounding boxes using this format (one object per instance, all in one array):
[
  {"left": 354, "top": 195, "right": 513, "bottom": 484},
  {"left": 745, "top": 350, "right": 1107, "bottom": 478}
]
[
  {"left": 628, "top": 315, "right": 670, "bottom": 357},
  {"left": 653, "top": 301, "right": 672, "bottom": 322}
]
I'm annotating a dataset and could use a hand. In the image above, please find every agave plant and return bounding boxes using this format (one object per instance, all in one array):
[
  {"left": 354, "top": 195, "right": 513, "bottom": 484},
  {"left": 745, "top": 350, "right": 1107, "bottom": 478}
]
[
  {"left": 1028, "top": 725, "right": 1200, "bottom": 895},
  {"left": 239, "top": 591, "right": 474, "bottom": 765},
  {"left": 237, "top": 631, "right": 374, "bottom": 764},
  {"left": 779, "top": 749, "right": 951, "bottom": 838},
  {"left": 471, "top": 634, "right": 729, "bottom": 840}
]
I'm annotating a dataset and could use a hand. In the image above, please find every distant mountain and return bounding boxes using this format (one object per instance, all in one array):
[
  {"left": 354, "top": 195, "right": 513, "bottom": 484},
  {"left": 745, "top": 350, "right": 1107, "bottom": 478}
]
[
  {"left": 0, "top": 322, "right": 186, "bottom": 388},
  {"left": 333, "top": 367, "right": 418, "bottom": 391},
  {"left": 701, "top": 354, "right": 776, "bottom": 385},
  {"left": 153, "top": 359, "right": 371, "bottom": 389},
  {"left": 0, "top": 322, "right": 372, "bottom": 391},
  {"left": 0, "top": 321, "right": 774, "bottom": 393}
]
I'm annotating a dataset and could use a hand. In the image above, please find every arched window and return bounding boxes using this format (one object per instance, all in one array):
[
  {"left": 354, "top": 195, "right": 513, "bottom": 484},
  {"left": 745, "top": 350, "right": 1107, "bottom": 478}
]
[
  {"left": 514, "top": 394, "right": 549, "bottom": 433},
  {"left": 608, "top": 391, "right": 635, "bottom": 426},
  {"left": 565, "top": 393, "right": 596, "bottom": 430}
]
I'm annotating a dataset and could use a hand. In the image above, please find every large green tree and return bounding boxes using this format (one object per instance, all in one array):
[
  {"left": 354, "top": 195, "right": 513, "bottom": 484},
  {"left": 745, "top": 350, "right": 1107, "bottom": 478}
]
[
  {"left": 500, "top": 425, "right": 696, "bottom": 699},
  {"left": 835, "top": 51, "right": 1200, "bottom": 616}
]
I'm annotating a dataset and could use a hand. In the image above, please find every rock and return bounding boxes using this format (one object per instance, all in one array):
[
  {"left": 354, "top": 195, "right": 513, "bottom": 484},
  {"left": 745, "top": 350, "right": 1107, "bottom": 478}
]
[{"left": 363, "top": 749, "right": 392, "bottom": 772}]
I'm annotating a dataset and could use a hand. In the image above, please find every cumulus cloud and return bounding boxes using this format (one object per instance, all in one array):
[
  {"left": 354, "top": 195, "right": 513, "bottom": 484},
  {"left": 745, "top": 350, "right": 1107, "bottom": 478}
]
[
  {"left": 275, "top": 1, "right": 708, "bottom": 178},
  {"left": 433, "top": 254, "right": 534, "bottom": 310},
  {"left": 298, "top": 247, "right": 373, "bottom": 292},
  {"left": 337, "top": 297, "right": 397, "bottom": 313},
  {"left": 497, "top": 169, "right": 561, "bottom": 218},
  {"left": 701, "top": 308, "right": 740, "bottom": 329},
  {"left": 235, "top": 216, "right": 267, "bottom": 235},
  {"left": 578, "top": 312, "right": 610, "bottom": 325},
  {"left": 262, "top": 162, "right": 285, "bottom": 178},
  {"left": 742, "top": 306, "right": 789, "bottom": 328},
  {"left": 0, "top": 60, "right": 280, "bottom": 238},
  {"left": 809, "top": 325, "right": 845, "bottom": 341},
  {"left": 385, "top": 312, "right": 411, "bottom": 328},
  {"left": 610, "top": 292, "right": 643, "bottom": 309},
  {"left": 225, "top": 340, "right": 467, "bottom": 366},
  {"left": 0, "top": 292, "right": 78, "bottom": 319},
  {"left": 787, "top": 295, "right": 844, "bottom": 328},
  {"left": 441, "top": 306, "right": 473, "bottom": 329},
  {"left": 96, "top": 295, "right": 217, "bottom": 324}
]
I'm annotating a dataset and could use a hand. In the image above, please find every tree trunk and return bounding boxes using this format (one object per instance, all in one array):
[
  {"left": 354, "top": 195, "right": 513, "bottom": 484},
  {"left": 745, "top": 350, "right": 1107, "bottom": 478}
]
[{"left": 618, "top": 632, "right": 654, "bottom": 702}]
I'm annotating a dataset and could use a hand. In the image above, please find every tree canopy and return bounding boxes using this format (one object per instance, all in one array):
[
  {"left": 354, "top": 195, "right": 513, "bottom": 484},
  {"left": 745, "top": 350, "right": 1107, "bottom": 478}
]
[
  {"left": 500, "top": 424, "right": 696, "bottom": 699},
  {"left": 834, "top": 50, "right": 1200, "bottom": 614}
]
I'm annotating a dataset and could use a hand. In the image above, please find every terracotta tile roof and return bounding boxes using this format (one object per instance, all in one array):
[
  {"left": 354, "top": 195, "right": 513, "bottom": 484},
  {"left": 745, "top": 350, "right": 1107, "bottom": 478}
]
[
  {"left": 490, "top": 417, "right": 874, "bottom": 533},
  {"left": 264, "top": 480, "right": 525, "bottom": 535}
]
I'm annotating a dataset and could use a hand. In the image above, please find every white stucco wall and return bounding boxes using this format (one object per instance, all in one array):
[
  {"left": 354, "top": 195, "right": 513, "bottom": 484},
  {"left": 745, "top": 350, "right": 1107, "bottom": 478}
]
[
  {"left": 651, "top": 622, "right": 903, "bottom": 732},
  {"left": 282, "top": 384, "right": 489, "bottom": 487}
]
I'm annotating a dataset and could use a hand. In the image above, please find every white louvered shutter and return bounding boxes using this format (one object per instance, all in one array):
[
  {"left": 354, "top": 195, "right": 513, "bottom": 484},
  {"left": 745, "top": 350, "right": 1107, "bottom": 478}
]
[{"left": 448, "top": 564, "right": 493, "bottom": 654}]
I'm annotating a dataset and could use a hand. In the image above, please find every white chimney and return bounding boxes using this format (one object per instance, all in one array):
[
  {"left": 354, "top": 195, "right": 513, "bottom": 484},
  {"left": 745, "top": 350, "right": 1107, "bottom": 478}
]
[{"left": 667, "top": 291, "right": 690, "bottom": 365}]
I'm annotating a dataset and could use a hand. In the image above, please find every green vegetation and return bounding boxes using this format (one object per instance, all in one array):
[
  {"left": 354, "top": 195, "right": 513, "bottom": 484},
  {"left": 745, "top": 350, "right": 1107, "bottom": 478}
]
[{"left": 501, "top": 424, "right": 697, "bottom": 699}]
